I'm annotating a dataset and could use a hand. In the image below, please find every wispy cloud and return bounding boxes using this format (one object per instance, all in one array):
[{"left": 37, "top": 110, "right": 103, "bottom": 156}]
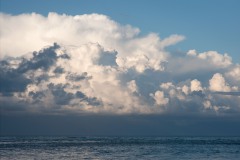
[{"left": 213, "top": 92, "right": 240, "bottom": 96}]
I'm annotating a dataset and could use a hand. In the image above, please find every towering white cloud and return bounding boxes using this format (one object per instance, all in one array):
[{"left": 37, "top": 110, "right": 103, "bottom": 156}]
[
  {"left": 0, "top": 12, "right": 239, "bottom": 115},
  {"left": 190, "top": 79, "right": 203, "bottom": 92},
  {"left": 209, "top": 73, "right": 231, "bottom": 92},
  {"left": 0, "top": 13, "right": 137, "bottom": 58},
  {"left": 0, "top": 12, "right": 185, "bottom": 73}
]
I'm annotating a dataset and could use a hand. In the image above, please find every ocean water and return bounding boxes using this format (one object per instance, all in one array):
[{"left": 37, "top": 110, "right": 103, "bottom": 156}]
[{"left": 0, "top": 136, "right": 239, "bottom": 160}]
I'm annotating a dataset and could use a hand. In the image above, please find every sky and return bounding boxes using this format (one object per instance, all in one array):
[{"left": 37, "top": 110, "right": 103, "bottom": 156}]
[
  {"left": 1, "top": 0, "right": 239, "bottom": 62},
  {"left": 0, "top": 0, "right": 240, "bottom": 136}
]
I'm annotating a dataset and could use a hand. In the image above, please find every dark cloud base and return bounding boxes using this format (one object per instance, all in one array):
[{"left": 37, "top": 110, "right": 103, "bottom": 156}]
[{"left": 1, "top": 114, "right": 240, "bottom": 136}]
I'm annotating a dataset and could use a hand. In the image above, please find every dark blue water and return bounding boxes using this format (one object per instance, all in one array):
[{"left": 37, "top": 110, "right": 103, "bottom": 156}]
[{"left": 0, "top": 136, "right": 240, "bottom": 159}]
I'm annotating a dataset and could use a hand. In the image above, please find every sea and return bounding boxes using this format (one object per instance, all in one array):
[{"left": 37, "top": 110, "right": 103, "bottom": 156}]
[{"left": 0, "top": 136, "right": 240, "bottom": 159}]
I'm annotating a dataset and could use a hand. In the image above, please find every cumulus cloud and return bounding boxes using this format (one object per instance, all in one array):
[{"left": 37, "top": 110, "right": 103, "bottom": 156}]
[
  {"left": 209, "top": 73, "right": 231, "bottom": 92},
  {"left": 190, "top": 79, "right": 203, "bottom": 92},
  {"left": 197, "top": 51, "right": 232, "bottom": 68},
  {"left": 225, "top": 64, "right": 240, "bottom": 85},
  {"left": 150, "top": 91, "right": 169, "bottom": 106},
  {"left": 0, "top": 12, "right": 184, "bottom": 73},
  {"left": 0, "top": 12, "right": 239, "bottom": 115}
]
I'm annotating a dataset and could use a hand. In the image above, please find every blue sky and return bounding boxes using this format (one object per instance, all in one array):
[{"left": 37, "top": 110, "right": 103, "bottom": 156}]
[{"left": 1, "top": 0, "right": 239, "bottom": 62}]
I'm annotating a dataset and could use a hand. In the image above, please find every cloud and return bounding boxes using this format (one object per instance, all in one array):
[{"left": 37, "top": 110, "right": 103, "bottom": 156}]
[
  {"left": 0, "top": 12, "right": 239, "bottom": 115},
  {"left": 213, "top": 91, "right": 240, "bottom": 96},
  {"left": 0, "top": 60, "right": 32, "bottom": 93},
  {"left": 209, "top": 73, "right": 231, "bottom": 92},
  {"left": 190, "top": 79, "right": 203, "bottom": 92},
  {"left": 199, "top": 51, "right": 232, "bottom": 68},
  {"left": 127, "top": 80, "right": 138, "bottom": 93},
  {"left": 225, "top": 64, "right": 240, "bottom": 85},
  {"left": 150, "top": 91, "right": 169, "bottom": 106}
]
